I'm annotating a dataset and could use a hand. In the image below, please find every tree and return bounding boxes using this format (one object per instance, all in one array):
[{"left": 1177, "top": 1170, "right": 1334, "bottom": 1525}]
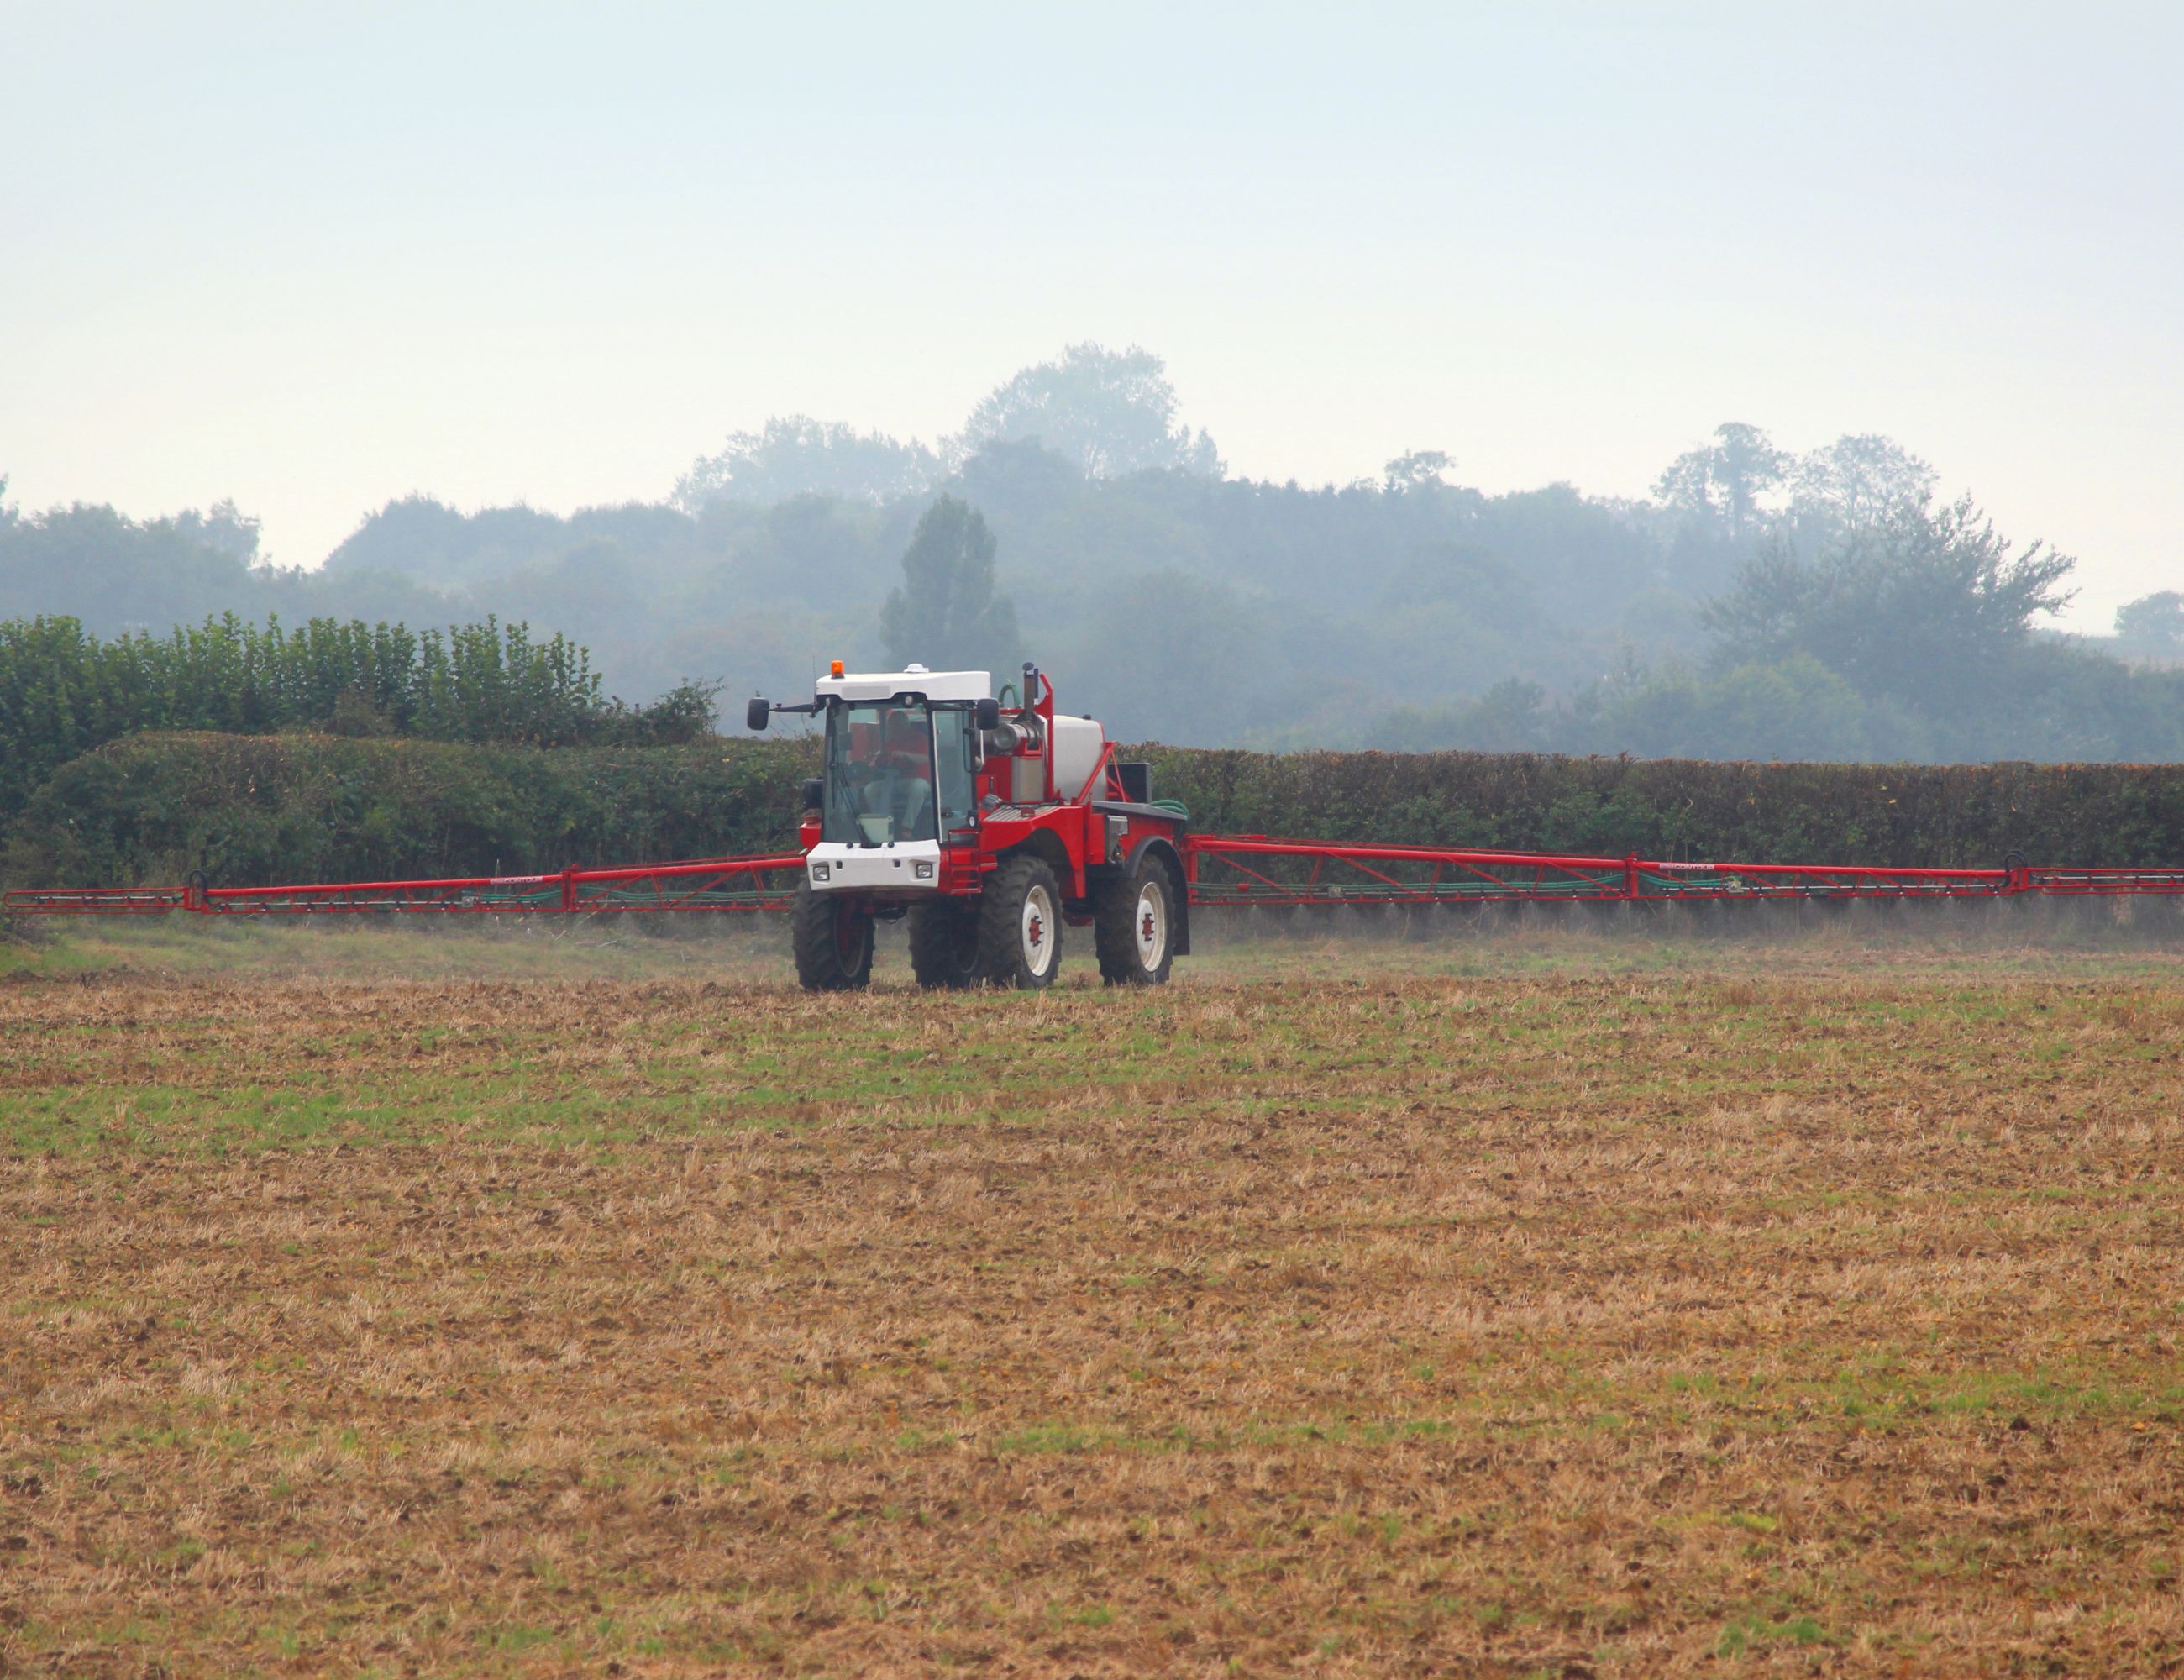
[
  {"left": 879, "top": 497, "right": 1020, "bottom": 672},
  {"left": 0, "top": 501, "right": 272, "bottom": 634},
  {"left": 1600, "top": 654, "right": 1925, "bottom": 762},
  {"left": 323, "top": 494, "right": 565, "bottom": 587},
  {"left": 167, "top": 498, "right": 263, "bottom": 565},
  {"left": 2115, "top": 591, "right": 2184, "bottom": 658},
  {"left": 1651, "top": 423, "right": 1789, "bottom": 535},
  {"left": 1383, "top": 449, "right": 1453, "bottom": 492},
  {"left": 1789, "top": 434, "right": 1936, "bottom": 531},
  {"left": 1368, "top": 676, "right": 1553, "bottom": 752},
  {"left": 954, "top": 343, "right": 1222, "bottom": 479},
  {"left": 674, "top": 417, "right": 937, "bottom": 510},
  {"left": 1067, "top": 571, "right": 1265, "bottom": 744},
  {"left": 1703, "top": 496, "right": 2075, "bottom": 711}
]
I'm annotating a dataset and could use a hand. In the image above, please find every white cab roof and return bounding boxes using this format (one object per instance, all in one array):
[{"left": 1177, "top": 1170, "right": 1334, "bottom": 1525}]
[{"left": 814, "top": 668, "right": 990, "bottom": 704}]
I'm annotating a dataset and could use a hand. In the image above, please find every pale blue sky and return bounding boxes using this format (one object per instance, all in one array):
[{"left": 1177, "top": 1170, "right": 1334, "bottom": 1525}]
[{"left": 3, "top": 3, "right": 2178, "bottom": 624}]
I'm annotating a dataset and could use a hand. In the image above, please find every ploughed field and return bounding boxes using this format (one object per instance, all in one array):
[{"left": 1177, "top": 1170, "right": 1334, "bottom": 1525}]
[{"left": 3, "top": 925, "right": 2181, "bottom": 1676}]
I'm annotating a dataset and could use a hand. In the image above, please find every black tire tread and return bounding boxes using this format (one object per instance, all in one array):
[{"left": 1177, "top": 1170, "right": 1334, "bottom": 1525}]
[
  {"left": 907, "top": 898, "right": 983, "bottom": 989},
  {"left": 1093, "top": 858, "right": 1176, "bottom": 986},
  {"left": 976, "top": 854, "right": 1063, "bottom": 990},
  {"left": 791, "top": 883, "right": 873, "bottom": 990}
]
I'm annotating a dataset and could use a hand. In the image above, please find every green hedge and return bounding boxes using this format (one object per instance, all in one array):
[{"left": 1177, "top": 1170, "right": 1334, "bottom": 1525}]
[
  {"left": 8, "top": 732, "right": 2184, "bottom": 890},
  {"left": 1136, "top": 748, "right": 2184, "bottom": 869},
  {"left": 2, "top": 732, "right": 821, "bottom": 890}
]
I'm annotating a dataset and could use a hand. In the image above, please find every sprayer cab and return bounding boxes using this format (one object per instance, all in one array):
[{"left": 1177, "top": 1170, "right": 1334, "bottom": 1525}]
[{"left": 743, "top": 661, "right": 1190, "bottom": 990}]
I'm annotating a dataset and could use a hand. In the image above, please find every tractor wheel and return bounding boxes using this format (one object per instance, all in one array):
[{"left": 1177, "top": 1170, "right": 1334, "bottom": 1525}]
[
  {"left": 976, "top": 854, "right": 1063, "bottom": 990},
  {"left": 907, "top": 897, "right": 984, "bottom": 988},
  {"left": 791, "top": 884, "right": 874, "bottom": 990},
  {"left": 1094, "top": 857, "right": 1176, "bottom": 986}
]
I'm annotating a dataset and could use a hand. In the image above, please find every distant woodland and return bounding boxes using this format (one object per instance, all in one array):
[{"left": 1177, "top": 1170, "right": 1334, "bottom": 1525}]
[{"left": 8, "top": 342, "right": 2184, "bottom": 763}]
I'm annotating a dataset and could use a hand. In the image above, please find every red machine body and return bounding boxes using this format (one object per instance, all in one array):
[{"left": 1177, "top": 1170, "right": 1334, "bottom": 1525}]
[
  {"left": 794, "top": 666, "right": 1188, "bottom": 907},
  {"left": 768, "top": 664, "right": 1193, "bottom": 988}
]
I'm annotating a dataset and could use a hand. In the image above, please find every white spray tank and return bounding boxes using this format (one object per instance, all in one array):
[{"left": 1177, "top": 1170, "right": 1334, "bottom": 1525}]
[{"left": 1048, "top": 713, "right": 1105, "bottom": 801}]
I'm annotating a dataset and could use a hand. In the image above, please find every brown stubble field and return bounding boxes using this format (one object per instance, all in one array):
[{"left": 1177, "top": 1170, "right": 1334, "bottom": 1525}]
[{"left": 2, "top": 919, "right": 2181, "bottom": 1677}]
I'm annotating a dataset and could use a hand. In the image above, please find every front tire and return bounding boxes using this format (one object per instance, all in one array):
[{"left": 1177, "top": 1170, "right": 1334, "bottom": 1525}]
[
  {"left": 1095, "top": 858, "right": 1176, "bottom": 985},
  {"left": 977, "top": 855, "right": 1063, "bottom": 990},
  {"left": 908, "top": 897, "right": 984, "bottom": 988},
  {"left": 791, "top": 884, "right": 874, "bottom": 990}
]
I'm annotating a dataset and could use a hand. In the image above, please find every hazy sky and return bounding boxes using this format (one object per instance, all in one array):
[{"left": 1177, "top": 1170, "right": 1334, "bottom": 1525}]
[{"left": 4, "top": 3, "right": 2178, "bottom": 625}]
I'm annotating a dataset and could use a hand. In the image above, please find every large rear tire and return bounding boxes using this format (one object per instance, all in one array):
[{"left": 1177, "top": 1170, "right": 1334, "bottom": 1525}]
[
  {"left": 791, "top": 884, "right": 874, "bottom": 990},
  {"left": 1094, "top": 857, "right": 1176, "bottom": 986},
  {"left": 907, "top": 897, "right": 984, "bottom": 988},
  {"left": 977, "top": 855, "right": 1063, "bottom": 990}
]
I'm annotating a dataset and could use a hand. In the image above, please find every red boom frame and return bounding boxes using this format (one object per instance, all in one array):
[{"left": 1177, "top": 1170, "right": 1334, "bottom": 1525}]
[
  {"left": 12, "top": 839, "right": 2184, "bottom": 920},
  {"left": 3, "top": 855, "right": 806, "bottom": 917},
  {"left": 1183, "top": 837, "right": 2184, "bottom": 905}
]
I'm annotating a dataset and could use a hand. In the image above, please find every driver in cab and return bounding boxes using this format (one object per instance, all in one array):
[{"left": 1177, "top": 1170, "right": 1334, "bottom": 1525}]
[{"left": 862, "top": 707, "right": 934, "bottom": 841}]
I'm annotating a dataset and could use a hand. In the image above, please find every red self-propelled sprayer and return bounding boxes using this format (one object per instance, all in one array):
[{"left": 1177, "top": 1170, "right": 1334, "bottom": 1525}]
[{"left": 13, "top": 659, "right": 2184, "bottom": 989}]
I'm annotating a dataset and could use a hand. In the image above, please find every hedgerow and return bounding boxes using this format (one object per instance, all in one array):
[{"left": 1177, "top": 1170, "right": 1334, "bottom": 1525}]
[
  {"left": 2, "top": 732, "right": 816, "bottom": 890},
  {"left": 1133, "top": 747, "right": 2184, "bottom": 869},
  {"left": 13, "top": 732, "right": 2184, "bottom": 892}
]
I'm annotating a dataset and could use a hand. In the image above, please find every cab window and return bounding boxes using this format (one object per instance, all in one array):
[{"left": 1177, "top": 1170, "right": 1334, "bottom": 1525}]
[
  {"left": 932, "top": 705, "right": 977, "bottom": 837},
  {"left": 823, "top": 702, "right": 937, "bottom": 844}
]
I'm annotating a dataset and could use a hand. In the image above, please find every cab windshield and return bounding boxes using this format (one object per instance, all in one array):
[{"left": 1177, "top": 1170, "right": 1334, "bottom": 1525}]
[{"left": 822, "top": 701, "right": 976, "bottom": 845}]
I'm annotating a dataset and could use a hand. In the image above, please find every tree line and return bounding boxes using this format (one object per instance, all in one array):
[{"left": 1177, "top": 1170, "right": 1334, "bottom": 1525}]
[{"left": 4, "top": 343, "right": 2181, "bottom": 764}]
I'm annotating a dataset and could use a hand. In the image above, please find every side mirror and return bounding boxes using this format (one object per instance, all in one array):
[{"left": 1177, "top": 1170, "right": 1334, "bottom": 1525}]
[
  {"left": 746, "top": 696, "right": 770, "bottom": 732},
  {"left": 800, "top": 777, "right": 824, "bottom": 810},
  {"left": 974, "top": 696, "right": 1000, "bottom": 731}
]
